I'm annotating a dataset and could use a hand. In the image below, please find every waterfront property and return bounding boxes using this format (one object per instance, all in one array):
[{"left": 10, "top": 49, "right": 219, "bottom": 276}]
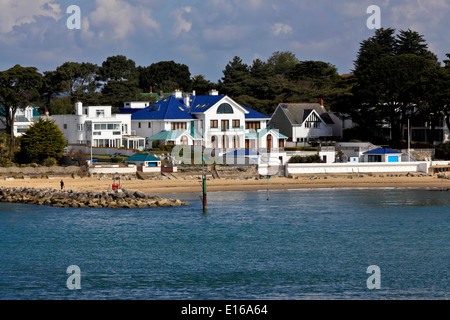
[
  {"left": 363, "top": 147, "right": 403, "bottom": 163},
  {"left": 52, "top": 102, "right": 146, "bottom": 151},
  {"left": 0, "top": 104, "right": 41, "bottom": 137},
  {"left": 125, "top": 153, "right": 161, "bottom": 173},
  {"left": 268, "top": 100, "right": 342, "bottom": 147},
  {"left": 130, "top": 89, "right": 288, "bottom": 163}
]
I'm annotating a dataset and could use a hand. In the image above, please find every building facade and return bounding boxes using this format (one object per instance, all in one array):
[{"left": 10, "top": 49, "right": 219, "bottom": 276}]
[{"left": 52, "top": 102, "right": 145, "bottom": 150}]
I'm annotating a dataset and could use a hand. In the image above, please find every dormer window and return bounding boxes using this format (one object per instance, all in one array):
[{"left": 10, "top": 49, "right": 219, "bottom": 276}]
[{"left": 217, "top": 103, "right": 233, "bottom": 114}]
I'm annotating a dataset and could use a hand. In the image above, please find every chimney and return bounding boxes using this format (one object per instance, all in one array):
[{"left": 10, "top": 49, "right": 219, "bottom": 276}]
[
  {"left": 75, "top": 101, "right": 83, "bottom": 116},
  {"left": 183, "top": 94, "right": 190, "bottom": 107},
  {"left": 209, "top": 89, "right": 218, "bottom": 96},
  {"left": 150, "top": 86, "right": 153, "bottom": 93},
  {"left": 192, "top": 90, "right": 196, "bottom": 96},
  {"left": 319, "top": 98, "right": 324, "bottom": 106},
  {"left": 173, "top": 89, "right": 182, "bottom": 98}
]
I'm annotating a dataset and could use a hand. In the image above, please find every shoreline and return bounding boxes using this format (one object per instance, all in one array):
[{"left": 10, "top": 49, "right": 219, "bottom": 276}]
[{"left": 0, "top": 175, "right": 448, "bottom": 195}]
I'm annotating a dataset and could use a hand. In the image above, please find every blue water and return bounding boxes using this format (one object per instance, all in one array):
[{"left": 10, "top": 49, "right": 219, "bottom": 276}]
[{"left": 0, "top": 188, "right": 448, "bottom": 300}]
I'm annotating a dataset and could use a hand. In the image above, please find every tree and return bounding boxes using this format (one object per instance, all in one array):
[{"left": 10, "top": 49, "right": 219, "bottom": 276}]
[
  {"left": 0, "top": 65, "right": 42, "bottom": 145},
  {"left": 98, "top": 55, "right": 137, "bottom": 82},
  {"left": 266, "top": 51, "right": 299, "bottom": 78},
  {"left": 138, "top": 61, "right": 192, "bottom": 93},
  {"left": 191, "top": 75, "right": 215, "bottom": 95},
  {"left": 18, "top": 118, "right": 66, "bottom": 164},
  {"left": 219, "top": 56, "right": 251, "bottom": 97},
  {"left": 351, "top": 28, "right": 440, "bottom": 143}
]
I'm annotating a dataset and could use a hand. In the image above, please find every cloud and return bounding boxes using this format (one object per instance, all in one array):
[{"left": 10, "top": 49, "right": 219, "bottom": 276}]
[
  {"left": 171, "top": 6, "right": 192, "bottom": 37},
  {"left": 87, "top": 0, "right": 160, "bottom": 41},
  {"left": 271, "top": 23, "right": 293, "bottom": 36},
  {"left": 0, "top": 0, "right": 62, "bottom": 33}
]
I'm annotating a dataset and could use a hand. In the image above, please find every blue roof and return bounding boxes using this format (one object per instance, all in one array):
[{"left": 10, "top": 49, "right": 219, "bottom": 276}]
[
  {"left": 364, "top": 148, "right": 401, "bottom": 155},
  {"left": 224, "top": 149, "right": 260, "bottom": 156},
  {"left": 131, "top": 94, "right": 270, "bottom": 121},
  {"left": 131, "top": 96, "right": 194, "bottom": 120},
  {"left": 125, "top": 153, "right": 160, "bottom": 162},
  {"left": 240, "top": 105, "right": 270, "bottom": 119},
  {"left": 189, "top": 95, "right": 226, "bottom": 113}
]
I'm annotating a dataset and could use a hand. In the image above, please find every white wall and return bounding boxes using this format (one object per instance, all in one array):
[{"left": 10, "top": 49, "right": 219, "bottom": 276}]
[
  {"left": 285, "top": 162, "right": 430, "bottom": 176},
  {"left": 88, "top": 165, "right": 136, "bottom": 174}
]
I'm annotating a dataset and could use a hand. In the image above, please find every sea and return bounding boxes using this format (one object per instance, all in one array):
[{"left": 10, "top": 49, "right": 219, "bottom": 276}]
[{"left": 0, "top": 188, "right": 448, "bottom": 300}]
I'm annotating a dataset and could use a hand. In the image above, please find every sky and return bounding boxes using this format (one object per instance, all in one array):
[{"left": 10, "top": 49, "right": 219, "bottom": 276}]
[{"left": 0, "top": 0, "right": 449, "bottom": 83}]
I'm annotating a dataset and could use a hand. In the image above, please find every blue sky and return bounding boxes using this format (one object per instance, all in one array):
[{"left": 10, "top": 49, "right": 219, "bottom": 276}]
[{"left": 0, "top": 0, "right": 449, "bottom": 82}]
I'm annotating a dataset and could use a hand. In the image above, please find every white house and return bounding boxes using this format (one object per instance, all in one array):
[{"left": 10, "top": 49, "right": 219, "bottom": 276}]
[
  {"left": 0, "top": 104, "right": 41, "bottom": 137},
  {"left": 52, "top": 102, "right": 146, "bottom": 151},
  {"left": 268, "top": 102, "right": 341, "bottom": 147},
  {"left": 131, "top": 90, "right": 288, "bottom": 161},
  {"left": 363, "top": 148, "right": 403, "bottom": 163}
]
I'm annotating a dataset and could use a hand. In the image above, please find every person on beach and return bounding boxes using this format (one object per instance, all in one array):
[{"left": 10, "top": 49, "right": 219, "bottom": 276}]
[{"left": 60, "top": 179, "right": 64, "bottom": 190}]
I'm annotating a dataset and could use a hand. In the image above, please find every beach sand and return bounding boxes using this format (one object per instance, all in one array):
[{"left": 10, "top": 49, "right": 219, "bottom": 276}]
[{"left": 0, "top": 175, "right": 448, "bottom": 194}]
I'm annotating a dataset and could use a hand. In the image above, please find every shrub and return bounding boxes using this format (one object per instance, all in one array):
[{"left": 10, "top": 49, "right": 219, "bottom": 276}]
[
  {"left": 43, "top": 157, "right": 57, "bottom": 167},
  {"left": 288, "top": 154, "right": 322, "bottom": 163}
]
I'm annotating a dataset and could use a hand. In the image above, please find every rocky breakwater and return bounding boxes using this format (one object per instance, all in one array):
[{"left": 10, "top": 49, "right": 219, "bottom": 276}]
[{"left": 0, "top": 187, "right": 189, "bottom": 208}]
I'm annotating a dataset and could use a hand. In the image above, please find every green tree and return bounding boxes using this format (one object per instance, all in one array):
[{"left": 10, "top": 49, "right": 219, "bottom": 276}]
[
  {"left": 18, "top": 118, "right": 66, "bottom": 164},
  {"left": 351, "top": 28, "right": 440, "bottom": 143},
  {"left": 98, "top": 55, "right": 137, "bottom": 82},
  {"left": 219, "top": 56, "right": 251, "bottom": 97},
  {"left": 0, "top": 64, "right": 43, "bottom": 145},
  {"left": 138, "top": 61, "right": 192, "bottom": 93},
  {"left": 191, "top": 75, "right": 215, "bottom": 95},
  {"left": 266, "top": 51, "right": 299, "bottom": 78}
]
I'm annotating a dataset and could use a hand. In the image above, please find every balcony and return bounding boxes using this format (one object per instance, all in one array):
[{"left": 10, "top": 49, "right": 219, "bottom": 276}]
[{"left": 207, "top": 126, "right": 244, "bottom": 132}]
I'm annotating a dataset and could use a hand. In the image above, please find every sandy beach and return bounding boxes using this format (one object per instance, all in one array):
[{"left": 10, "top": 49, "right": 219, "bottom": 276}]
[{"left": 0, "top": 175, "right": 448, "bottom": 194}]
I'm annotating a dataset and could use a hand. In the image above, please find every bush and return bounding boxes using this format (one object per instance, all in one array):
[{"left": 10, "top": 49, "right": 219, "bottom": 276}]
[
  {"left": 288, "top": 154, "right": 322, "bottom": 163},
  {"left": 436, "top": 142, "right": 450, "bottom": 160},
  {"left": 43, "top": 157, "right": 57, "bottom": 167}
]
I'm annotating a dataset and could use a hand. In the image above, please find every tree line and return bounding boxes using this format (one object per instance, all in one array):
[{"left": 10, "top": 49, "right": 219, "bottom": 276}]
[{"left": 1, "top": 28, "right": 449, "bottom": 154}]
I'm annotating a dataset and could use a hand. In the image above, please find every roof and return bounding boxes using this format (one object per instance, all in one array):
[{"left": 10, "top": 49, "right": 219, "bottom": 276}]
[
  {"left": 240, "top": 104, "right": 270, "bottom": 119},
  {"left": 363, "top": 148, "right": 402, "bottom": 155},
  {"left": 188, "top": 95, "right": 227, "bottom": 113},
  {"left": 125, "top": 153, "right": 160, "bottom": 162},
  {"left": 131, "top": 93, "right": 269, "bottom": 121},
  {"left": 278, "top": 103, "right": 334, "bottom": 125},
  {"left": 131, "top": 96, "right": 194, "bottom": 121}
]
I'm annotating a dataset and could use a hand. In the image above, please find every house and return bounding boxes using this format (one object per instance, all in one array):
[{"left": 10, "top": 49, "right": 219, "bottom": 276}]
[
  {"left": 131, "top": 90, "right": 288, "bottom": 158},
  {"left": 0, "top": 104, "right": 41, "bottom": 136},
  {"left": 125, "top": 153, "right": 161, "bottom": 173},
  {"left": 52, "top": 102, "right": 146, "bottom": 151},
  {"left": 268, "top": 101, "right": 341, "bottom": 147},
  {"left": 335, "top": 142, "right": 379, "bottom": 163},
  {"left": 363, "top": 148, "right": 403, "bottom": 163}
]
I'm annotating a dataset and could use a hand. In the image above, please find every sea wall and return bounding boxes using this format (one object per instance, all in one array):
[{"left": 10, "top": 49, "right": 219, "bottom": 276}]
[
  {"left": 0, "top": 187, "right": 189, "bottom": 208},
  {"left": 285, "top": 162, "right": 430, "bottom": 176}
]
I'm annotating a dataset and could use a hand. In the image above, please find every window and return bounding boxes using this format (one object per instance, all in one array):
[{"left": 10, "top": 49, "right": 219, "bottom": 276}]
[
  {"left": 148, "top": 122, "right": 151, "bottom": 128},
  {"left": 210, "top": 120, "right": 218, "bottom": 128},
  {"left": 138, "top": 122, "right": 141, "bottom": 128},
  {"left": 217, "top": 103, "right": 233, "bottom": 114},
  {"left": 77, "top": 124, "right": 84, "bottom": 131},
  {"left": 171, "top": 122, "right": 187, "bottom": 130},
  {"left": 246, "top": 121, "right": 261, "bottom": 130},
  {"left": 96, "top": 110, "right": 105, "bottom": 117},
  {"left": 232, "top": 120, "right": 240, "bottom": 128},
  {"left": 221, "top": 120, "right": 229, "bottom": 131},
  {"left": 63, "top": 124, "right": 67, "bottom": 129},
  {"left": 368, "top": 155, "right": 382, "bottom": 163}
]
